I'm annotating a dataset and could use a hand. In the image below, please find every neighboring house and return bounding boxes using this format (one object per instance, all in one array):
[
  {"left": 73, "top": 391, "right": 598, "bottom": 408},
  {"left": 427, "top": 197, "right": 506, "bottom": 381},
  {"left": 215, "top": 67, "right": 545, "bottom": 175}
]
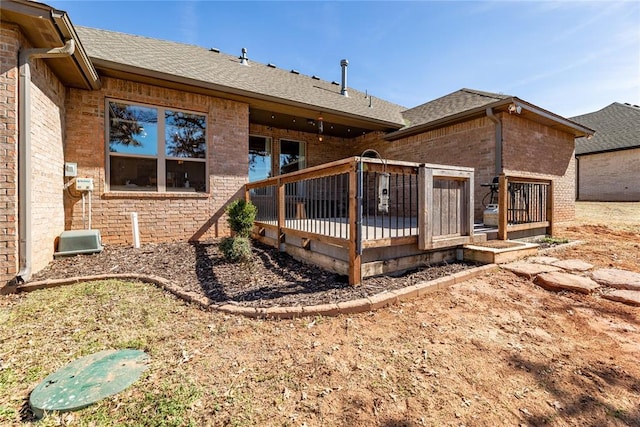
[
  {"left": 0, "top": 0, "right": 592, "bottom": 287},
  {"left": 571, "top": 103, "right": 640, "bottom": 201}
]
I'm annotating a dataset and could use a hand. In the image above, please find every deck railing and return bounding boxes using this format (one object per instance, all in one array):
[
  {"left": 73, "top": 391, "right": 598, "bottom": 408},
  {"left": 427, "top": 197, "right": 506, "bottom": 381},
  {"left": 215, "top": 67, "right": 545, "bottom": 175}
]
[
  {"left": 246, "top": 157, "right": 474, "bottom": 284},
  {"left": 497, "top": 174, "right": 553, "bottom": 240}
]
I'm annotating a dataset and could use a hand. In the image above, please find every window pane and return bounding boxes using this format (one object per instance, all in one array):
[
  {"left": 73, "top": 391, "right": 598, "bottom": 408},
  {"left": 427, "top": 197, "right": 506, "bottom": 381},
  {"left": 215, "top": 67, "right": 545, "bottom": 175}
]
[
  {"left": 109, "top": 157, "right": 157, "bottom": 191},
  {"left": 166, "top": 160, "right": 206, "bottom": 192},
  {"left": 280, "top": 140, "right": 305, "bottom": 175},
  {"left": 165, "top": 110, "right": 206, "bottom": 159},
  {"left": 249, "top": 136, "right": 272, "bottom": 182},
  {"left": 108, "top": 102, "right": 158, "bottom": 156}
]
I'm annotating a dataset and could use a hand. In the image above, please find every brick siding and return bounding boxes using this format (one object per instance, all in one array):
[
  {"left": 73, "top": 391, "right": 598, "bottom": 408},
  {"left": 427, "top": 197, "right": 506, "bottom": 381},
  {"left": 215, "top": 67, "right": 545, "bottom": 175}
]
[
  {"left": 0, "top": 24, "right": 67, "bottom": 283},
  {"left": 577, "top": 148, "right": 640, "bottom": 201},
  {"left": 64, "top": 77, "right": 250, "bottom": 245},
  {"left": 0, "top": 25, "right": 19, "bottom": 283},
  {"left": 322, "top": 113, "right": 577, "bottom": 224},
  {"left": 336, "top": 117, "right": 498, "bottom": 219},
  {"left": 502, "top": 114, "right": 576, "bottom": 222}
]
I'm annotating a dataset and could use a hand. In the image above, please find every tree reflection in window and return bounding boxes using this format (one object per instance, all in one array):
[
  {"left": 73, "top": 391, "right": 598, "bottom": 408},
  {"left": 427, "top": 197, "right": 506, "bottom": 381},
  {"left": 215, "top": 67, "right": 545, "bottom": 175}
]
[
  {"left": 165, "top": 110, "right": 206, "bottom": 158},
  {"left": 108, "top": 102, "right": 158, "bottom": 154}
]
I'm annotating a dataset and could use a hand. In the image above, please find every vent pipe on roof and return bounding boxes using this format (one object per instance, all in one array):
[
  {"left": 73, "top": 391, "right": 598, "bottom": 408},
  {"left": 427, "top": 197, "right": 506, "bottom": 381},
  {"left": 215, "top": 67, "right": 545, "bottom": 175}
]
[
  {"left": 340, "top": 59, "right": 349, "bottom": 97},
  {"left": 240, "top": 48, "right": 248, "bottom": 65}
]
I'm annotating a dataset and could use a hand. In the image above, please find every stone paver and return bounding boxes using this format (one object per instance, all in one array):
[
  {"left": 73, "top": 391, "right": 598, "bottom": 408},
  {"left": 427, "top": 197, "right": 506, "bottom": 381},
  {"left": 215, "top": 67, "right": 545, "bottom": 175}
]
[
  {"left": 551, "top": 259, "right": 594, "bottom": 272},
  {"left": 501, "top": 262, "right": 561, "bottom": 279},
  {"left": 592, "top": 268, "right": 640, "bottom": 291},
  {"left": 527, "top": 256, "right": 560, "bottom": 265},
  {"left": 602, "top": 290, "right": 640, "bottom": 306},
  {"left": 534, "top": 271, "right": 600, "bottom": 294}
]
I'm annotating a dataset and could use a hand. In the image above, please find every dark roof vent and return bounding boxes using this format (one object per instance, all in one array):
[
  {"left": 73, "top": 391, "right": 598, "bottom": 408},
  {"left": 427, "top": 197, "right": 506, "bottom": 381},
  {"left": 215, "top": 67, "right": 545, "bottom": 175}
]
[
  {"left": 239, "top": 47, "right": 248, "bottom": 65},
  {"left": 209, "top": 47, "right": 220, "bottom": 53},
  {"left": 267, "top": 63, "right": 276, "bottom": 68},
  {"left": 311, "top": 75, "right": 320, "bottom": 80},
  {"left": 331, "top": 81, "right": 339, "bottom": 85},
  {"left": 290, "top": 69, "right": 300, "bottom": 74}
]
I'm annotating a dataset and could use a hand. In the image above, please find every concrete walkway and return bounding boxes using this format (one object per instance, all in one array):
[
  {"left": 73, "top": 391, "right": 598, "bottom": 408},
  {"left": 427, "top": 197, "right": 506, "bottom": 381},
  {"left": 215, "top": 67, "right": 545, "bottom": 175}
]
[{"left": 502, "top": 256, "right": 640, "bottom": 307}]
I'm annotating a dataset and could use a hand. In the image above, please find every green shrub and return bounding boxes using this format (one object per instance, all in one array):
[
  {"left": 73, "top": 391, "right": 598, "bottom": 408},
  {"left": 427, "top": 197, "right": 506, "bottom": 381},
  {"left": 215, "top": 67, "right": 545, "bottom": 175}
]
[
  {"left": 226, "top": 199, "right": 257, "bottom": 237},
  {"left": 219, "top": 236, "right": 252, "bottom": 263}
]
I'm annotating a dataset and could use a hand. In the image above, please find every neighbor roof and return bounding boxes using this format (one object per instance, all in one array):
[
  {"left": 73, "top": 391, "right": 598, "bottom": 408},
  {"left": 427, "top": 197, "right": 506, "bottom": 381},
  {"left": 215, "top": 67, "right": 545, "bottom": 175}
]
[
  {"left": 74, "top": 26, "right": 406, "bottom": 128},
  {"left": 571, "top": 102, "right": 640, "bottom": 155}
]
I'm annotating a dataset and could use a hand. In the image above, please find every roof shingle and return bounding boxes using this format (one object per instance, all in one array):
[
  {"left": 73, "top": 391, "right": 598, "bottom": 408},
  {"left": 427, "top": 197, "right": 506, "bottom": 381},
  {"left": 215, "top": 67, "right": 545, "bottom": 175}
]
[
  {"left": 75, "top": 26, "right": 407, "bottom": 126},
  {"left": 571, "top": 103, "right": 640, "bottom": 155},
  {"left": 401, "top": 88, "right": 511, "bottom": 128}
]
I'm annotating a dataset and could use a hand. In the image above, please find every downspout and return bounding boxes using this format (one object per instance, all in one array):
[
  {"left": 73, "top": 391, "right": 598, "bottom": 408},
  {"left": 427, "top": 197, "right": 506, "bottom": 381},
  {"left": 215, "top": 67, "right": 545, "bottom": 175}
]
[
  {"left": 486, "top": 107, "right": 502, "bottom": 175},
  {"left": 16, "top": 39, "right": 75, "bottom": 283}
]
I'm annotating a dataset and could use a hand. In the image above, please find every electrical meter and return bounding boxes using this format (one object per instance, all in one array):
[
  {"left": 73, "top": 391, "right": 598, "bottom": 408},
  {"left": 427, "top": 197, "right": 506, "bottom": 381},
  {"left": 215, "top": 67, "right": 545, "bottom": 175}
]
[{"left": 75, "top": 177, "right": 94, "bottom": 191}]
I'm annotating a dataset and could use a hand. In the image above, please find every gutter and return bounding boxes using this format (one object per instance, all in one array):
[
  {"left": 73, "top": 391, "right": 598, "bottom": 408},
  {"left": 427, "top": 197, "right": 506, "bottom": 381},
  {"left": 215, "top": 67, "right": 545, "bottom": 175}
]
[
  {"left": 486, "top": 107, "right": 503, "bottom": 175},
  {"left": 16, "top": 39, "right": 75, "bottom": 283}
]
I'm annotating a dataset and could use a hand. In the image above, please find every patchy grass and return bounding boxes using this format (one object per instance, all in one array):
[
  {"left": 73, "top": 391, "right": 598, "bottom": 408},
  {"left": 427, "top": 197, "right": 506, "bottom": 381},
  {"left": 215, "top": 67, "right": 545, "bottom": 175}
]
[
  {"left": 1, "top": 203, "right": 640, "bottom": 426},
  {"left": 537, "top": 236, "right": 570, "bottom": 245}
]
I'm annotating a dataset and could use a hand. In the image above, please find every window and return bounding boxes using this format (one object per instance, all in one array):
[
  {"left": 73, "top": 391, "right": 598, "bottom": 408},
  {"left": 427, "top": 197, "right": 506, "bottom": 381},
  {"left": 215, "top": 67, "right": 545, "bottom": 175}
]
[
  {"left": 279, "top": 139, "right": 305, "bottom": 175},
  {"left": 248, "top": 135, "right": 272, "bottom": 182},
  {"left": 107, "top": 100, "right": 207, "bottom": 192}
]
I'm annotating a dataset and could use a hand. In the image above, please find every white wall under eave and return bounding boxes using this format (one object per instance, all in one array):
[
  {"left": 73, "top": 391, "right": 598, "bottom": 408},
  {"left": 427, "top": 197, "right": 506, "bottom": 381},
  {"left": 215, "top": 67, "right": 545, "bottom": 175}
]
[{"left": 577, "top": 148, "right": 640, "bottom": 202}]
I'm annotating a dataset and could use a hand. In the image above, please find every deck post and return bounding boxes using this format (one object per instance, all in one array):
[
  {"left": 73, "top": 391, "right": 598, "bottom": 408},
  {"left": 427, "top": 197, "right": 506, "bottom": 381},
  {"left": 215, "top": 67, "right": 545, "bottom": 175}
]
[
  {"left": 348, "top": 160, "right": 362, "bottom": 285},
  {"left": 277, "top": 177, "right": 285, "bottom": 251},
  {"left": 418, "top": 166, "right": 433, "bottom": 250},
  {"left": 498, "top": 173, "right": 508, "bottom": 240},
  {"left": 466, "top": 172, "right": 475, "bottom": 236},
  {"left": 546, "top": 179, "right": 554, "bottom": 237}
]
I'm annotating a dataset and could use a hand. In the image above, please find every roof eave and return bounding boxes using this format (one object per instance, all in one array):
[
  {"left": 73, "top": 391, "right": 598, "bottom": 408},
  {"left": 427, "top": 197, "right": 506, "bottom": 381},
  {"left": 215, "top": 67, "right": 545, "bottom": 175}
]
[
  {"left": 91, "top": 58, "right": 405, "bottom": 130},
  {"left": 576, "top": 144, "right": 640, "bottom": 156},
  {"left": 384, "top": 98, "right": 514, "bottom": 141},
  {"left": 385, "top": 97, "right": 596, "bottom": 141},
  {"left": 51, "top": 10, "right": 101, "bottom": 90},
  {"left": 515, "top": 98, "right": 595, "bottom": 137},
  {"left": 1, "top": 0, "right": 100, "bottom": 90}
]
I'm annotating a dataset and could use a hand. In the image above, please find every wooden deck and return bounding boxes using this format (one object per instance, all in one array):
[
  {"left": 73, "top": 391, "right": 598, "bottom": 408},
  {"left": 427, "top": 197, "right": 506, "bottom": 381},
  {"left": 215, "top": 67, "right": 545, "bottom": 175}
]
[{"left": 246, "top": 157, "right": 553, "bottom": 285}]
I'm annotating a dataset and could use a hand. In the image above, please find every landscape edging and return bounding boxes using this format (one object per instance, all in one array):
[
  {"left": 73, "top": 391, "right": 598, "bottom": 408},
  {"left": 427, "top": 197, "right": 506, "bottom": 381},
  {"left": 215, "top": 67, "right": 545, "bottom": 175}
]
[{"left": 15, "top": 264, "right": 499, "bottom": 318}]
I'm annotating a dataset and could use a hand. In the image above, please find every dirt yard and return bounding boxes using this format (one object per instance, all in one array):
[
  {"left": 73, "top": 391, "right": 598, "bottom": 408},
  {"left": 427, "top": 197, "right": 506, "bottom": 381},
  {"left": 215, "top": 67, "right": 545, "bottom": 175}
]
[{"left": 1, "top": 202, "right": 639, "bottom": 426}]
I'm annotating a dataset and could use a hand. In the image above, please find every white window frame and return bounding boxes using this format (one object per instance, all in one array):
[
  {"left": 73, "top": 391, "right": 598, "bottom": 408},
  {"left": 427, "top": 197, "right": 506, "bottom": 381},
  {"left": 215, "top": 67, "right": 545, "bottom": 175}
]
[{"left": 105, "top": 98, "right": 208, "bottom": 193}]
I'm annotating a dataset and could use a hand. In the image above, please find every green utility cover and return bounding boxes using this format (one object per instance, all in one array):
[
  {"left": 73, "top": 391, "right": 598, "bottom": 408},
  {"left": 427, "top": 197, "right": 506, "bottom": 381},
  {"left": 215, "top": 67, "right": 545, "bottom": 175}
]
[{"left": 29, "top": 349, "right": 149, "bottom": 418}]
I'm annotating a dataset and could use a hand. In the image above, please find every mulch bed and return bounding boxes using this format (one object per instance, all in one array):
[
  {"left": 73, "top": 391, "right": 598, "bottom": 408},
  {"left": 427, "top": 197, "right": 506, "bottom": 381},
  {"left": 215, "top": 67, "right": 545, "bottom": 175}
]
[{"left": 29, "top": 240, "right": 475, "bottom": 308}]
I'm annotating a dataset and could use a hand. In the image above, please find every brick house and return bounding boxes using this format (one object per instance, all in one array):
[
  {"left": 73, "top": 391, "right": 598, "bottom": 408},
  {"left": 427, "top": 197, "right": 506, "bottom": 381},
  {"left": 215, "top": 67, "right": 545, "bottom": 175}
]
[
  {"left": 571, "top": 103, "right": 640, "bottom": 201},
  {"left": 0, "top": 0, "right": 592, "bottom": 287}
]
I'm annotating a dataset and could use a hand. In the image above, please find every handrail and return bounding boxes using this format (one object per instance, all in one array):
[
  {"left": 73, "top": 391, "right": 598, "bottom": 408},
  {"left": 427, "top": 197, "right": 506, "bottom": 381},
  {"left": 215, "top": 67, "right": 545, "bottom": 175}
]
[
  {"left": 247, "top": 156, "right": 476, "bottom": 285},
  {"left": 498, "top": 173, "right": 553, "bottom": 240}
]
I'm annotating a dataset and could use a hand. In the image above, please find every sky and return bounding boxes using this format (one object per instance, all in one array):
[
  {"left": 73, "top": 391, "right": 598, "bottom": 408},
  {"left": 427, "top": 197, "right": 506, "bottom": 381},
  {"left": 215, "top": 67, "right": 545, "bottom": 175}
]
[{"left": 48, "top": 1, "right": 640, "bottom": 118}]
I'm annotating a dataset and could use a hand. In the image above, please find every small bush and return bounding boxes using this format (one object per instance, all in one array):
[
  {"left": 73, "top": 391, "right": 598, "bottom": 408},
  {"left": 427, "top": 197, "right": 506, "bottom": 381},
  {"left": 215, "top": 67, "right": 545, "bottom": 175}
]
[
  {"left": 219, "top": 236, "right": 252, "bottom": 263},
  {"left": 226, "top": 199, "right": 257, "bottom": 237}
]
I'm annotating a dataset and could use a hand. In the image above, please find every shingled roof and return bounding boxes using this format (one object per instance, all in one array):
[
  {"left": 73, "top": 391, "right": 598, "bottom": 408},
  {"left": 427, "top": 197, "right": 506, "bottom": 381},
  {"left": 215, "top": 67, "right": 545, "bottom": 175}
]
[
  {"left": 571, "top": 102, "right": 640, "bottom": 155},
  {"left": 74, "top": 26, "right": 406, "bottom": 128},
  {"left": 401, "top": 88, "right": 511, "bottom": 127}
]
